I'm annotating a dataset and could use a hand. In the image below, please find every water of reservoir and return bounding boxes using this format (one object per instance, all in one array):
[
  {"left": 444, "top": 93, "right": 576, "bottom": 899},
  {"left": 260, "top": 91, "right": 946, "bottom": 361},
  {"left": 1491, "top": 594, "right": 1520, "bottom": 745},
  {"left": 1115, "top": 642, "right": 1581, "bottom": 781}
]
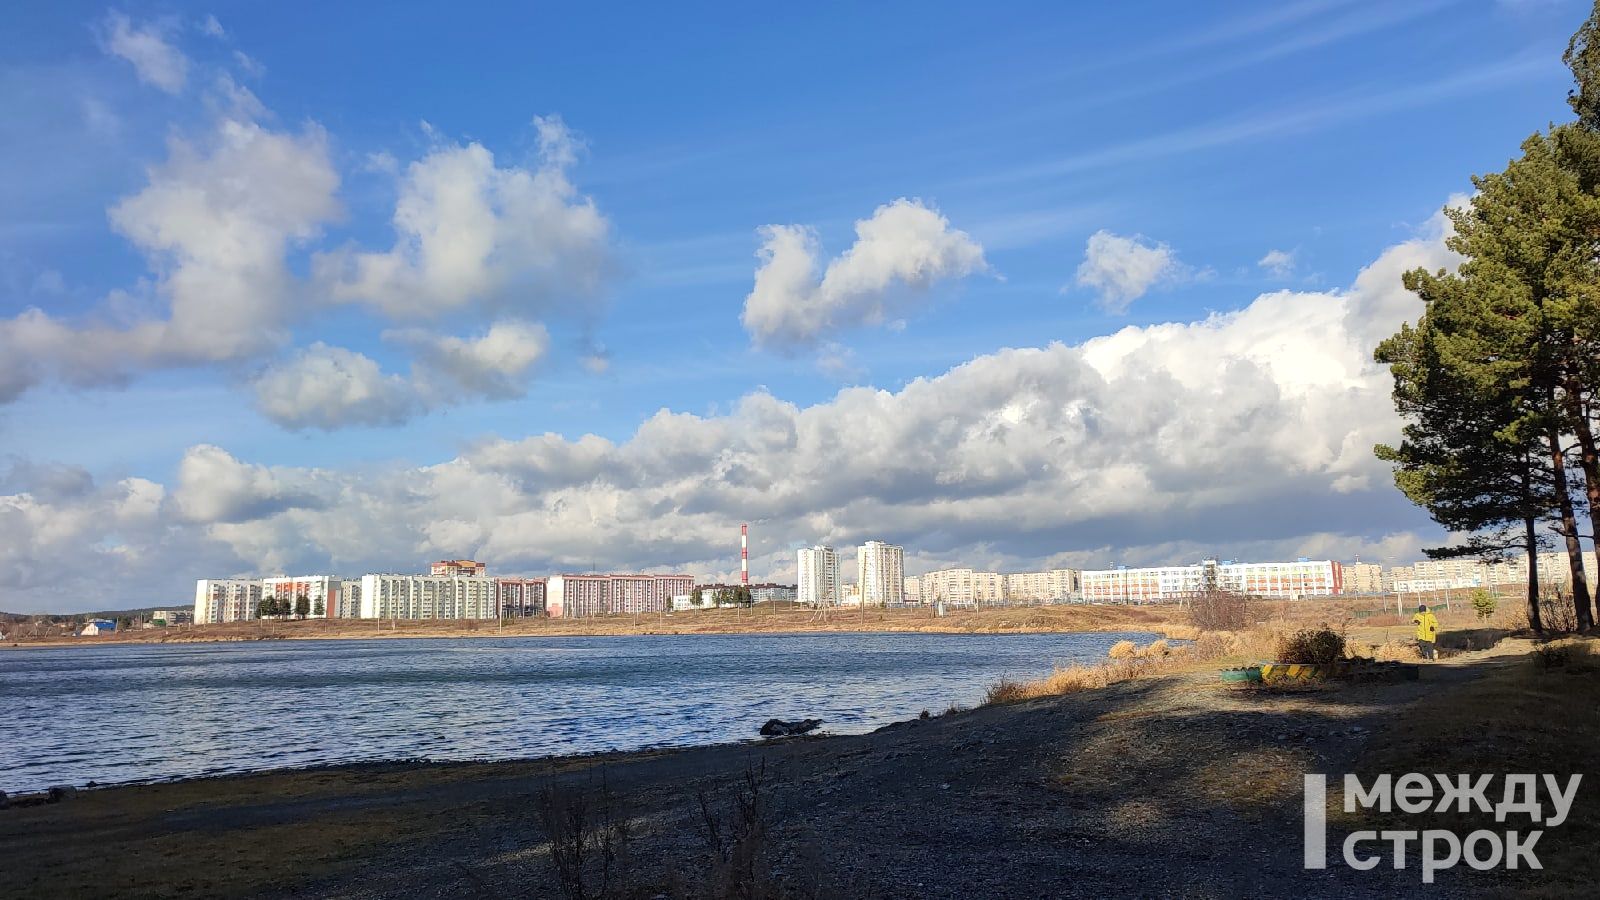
[{"left": 1, "top": 630, "right": 1157, "bottom": 792}]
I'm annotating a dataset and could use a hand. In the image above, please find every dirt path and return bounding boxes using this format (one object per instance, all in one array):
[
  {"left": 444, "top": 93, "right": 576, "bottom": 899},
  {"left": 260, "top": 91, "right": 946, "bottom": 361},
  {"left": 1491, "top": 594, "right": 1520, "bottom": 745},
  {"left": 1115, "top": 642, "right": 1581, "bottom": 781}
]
[{"left": 0, "top": 644, "right": 1519, "bottom": 899}]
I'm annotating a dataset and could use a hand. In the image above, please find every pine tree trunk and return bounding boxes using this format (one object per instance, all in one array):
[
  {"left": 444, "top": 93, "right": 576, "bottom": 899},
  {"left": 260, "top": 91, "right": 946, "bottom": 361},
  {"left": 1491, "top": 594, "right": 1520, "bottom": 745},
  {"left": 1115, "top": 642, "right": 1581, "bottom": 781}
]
[
  {"left": 1565, "top": 389, "right": 1600, "bottom": 624},
  {"left": 1525, "top": 509, "right": 1544, "bottom": 635},
  {"left": 1548, "top": 426, "right": 1595, "bottom": 631}
]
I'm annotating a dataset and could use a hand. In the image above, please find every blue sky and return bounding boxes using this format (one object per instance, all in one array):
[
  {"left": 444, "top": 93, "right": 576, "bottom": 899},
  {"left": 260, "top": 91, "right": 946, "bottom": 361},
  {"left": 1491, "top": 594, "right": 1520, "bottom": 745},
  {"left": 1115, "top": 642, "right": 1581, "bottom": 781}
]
[{"left": 0, "top": 1, "right": 1588, "bottom": 611}]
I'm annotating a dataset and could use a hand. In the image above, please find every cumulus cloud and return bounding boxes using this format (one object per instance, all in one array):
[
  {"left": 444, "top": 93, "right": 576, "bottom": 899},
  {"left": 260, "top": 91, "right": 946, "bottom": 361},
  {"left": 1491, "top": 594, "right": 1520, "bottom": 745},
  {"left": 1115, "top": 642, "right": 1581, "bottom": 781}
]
[
  {"left": 1, "top": 218, "right": 1462, "bottom": 612},
  {"left": 1073, "top": 230, "right": 1187, "bottom": 313},
  {"left": 1258, "top": 248, "right": 1296, "bottom": 277},
  {"left": 314, "top": 116, "right": 611, "bottom": 320},
  {"left": 172, "top": 445, "right": 329, "bottom": 524},
  {"left": 251, "top": 322, "right": 551, "bottom": 429},
  {"left": 0, "top": 116, "right": 340, "bottom": 402},
  {"left": 251, "top": 344, "right": 420, "bottom": 430},
  {"left": 99, "top": 12, "right": 190, "bottom": 94},
  {"left": 741, "top": 198, "right": 987, "bottom": 346}
]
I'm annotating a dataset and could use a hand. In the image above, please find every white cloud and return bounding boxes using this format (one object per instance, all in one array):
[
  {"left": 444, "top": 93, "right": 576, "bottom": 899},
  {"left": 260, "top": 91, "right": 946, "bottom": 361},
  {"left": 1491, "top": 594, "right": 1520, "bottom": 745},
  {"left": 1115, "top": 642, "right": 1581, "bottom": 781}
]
[
  {"left": 251, "top": 344, "right": 421, "bottom": 430},
  {"left": 741, "top": 198, "right": 988, "bottom": 346},
  {"left": 1, "top": 217, "right": 1463, "bottom": 612},
  {"left": 251, "top": 322, "right": 551, "bottom": 429},
  {"left": 314, "top": 116, "right": 612, "bottom": 320},
  {"left": 1258, "top": 248, "right": 1296, "bottom": 277},
  {"left": 201, "top": 15, "right": 227, "bottom": 40},
  {"left": 0, "top": 115, "right": 340, "bottom": 402},
  {"left": 233, "top": 51, "right": 266, "bottom": 79},
  {"left": 1073, "top": 230, "right": 1187, "bottom": 313},
  {"left": 399, "top": 319, "right": 551, "bottom": 397},
  {"left": 172, "top": 445, "right": 329, "bottom": 523},
  {"left": 100, "top": 12, "right": 190, "bottom": 94}
]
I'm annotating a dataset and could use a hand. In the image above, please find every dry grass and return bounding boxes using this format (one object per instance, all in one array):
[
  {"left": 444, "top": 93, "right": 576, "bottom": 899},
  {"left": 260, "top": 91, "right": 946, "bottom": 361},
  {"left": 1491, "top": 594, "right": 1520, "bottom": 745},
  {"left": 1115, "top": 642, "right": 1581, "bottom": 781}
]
[
  {"left": 1107, "top": 639, "right": 1139, "bottom": 658},
  {"left": 988, "top": 636, "right": 1206, "bottom": 705},
  {"left": 5, "top": 602, "right": 1199, "bottom": 649},
  {"left": 1338, "top": 637, "right": 1600, "bottom": 896}
]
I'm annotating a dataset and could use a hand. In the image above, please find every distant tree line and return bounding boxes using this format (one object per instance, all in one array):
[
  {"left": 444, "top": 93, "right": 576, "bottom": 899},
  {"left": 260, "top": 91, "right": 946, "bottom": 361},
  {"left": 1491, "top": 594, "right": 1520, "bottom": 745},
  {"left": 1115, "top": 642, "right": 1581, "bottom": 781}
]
[{"left": 1377, "top": 3, "right": 1600, "bottom": 633}]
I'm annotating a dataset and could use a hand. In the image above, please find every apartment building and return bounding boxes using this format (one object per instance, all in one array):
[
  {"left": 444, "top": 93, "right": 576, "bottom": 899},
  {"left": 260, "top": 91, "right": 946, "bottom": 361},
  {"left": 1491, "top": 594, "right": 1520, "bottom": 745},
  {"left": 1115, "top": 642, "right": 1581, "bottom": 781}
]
[
  {"left": 545, "top": 573, "right": 695, "bottom": 618},
  {"left": 797, "top": 546, "right": 841, "bottom": 606},
  {"left": 193, "top": 579, "right": 262, "bottom": 624},
  {"left": 856, "top": 541, "right": 905, "bottom": 605},
  {"left": 357, "top": 574, "right": 499, "bottom": 620},
  {"left": 1342, "top": 562, "right": 1387, "bottom": 594},
  {"left": 1081, "top": 559, "right": 1342, "bottom": 603},
  {"left": 1002, "top": 568, "right": 1082, "bottom": 602},
  {"left": 262, "top": 576, "right": 343, "bottom": 618},
  {"left": 431, "top": 560, "right": 486, "bottom": 577},
  {"left": 917, "top": 567, "right": 1004, "bottom": 605},
  {"left": 904, "top": 575, "right": 922, "bottom": 604},
  {"left": 1391, "top": 551, "right": 1600, "bottom": 593},
  {"left": 497, "top": 577, "right": 547, "bottom": 617}
]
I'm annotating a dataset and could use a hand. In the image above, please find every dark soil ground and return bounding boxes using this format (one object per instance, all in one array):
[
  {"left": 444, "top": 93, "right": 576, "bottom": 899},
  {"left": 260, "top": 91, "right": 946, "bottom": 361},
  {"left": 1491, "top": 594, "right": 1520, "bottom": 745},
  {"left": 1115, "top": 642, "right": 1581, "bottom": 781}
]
[{"left": 8, "top": 633, "right": 1589, "bottom": 898}]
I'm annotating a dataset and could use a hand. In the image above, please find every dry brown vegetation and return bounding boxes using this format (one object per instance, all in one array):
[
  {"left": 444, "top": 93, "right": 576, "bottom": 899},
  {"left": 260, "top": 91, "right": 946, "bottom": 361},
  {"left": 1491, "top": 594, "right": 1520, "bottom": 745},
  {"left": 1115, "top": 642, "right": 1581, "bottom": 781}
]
[
  {"left": 1337, "top": 636, "right": 1600, "bottom": 896},
  {"left": 2, "top": 602, "right": 1195, "bottom": 648}
]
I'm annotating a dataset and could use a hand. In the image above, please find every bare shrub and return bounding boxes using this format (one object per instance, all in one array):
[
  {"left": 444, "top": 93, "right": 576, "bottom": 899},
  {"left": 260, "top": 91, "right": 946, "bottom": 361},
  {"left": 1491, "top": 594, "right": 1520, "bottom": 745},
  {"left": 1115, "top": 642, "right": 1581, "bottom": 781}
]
[
  {"left": 984, "top": 677, "right": 1031, "bottom": 705},
  {"left": 1107, "top": 640, "right": 1138, "bottom": 659},
  {"left": 1540, "top": 595, "right": 1580, "bottom": 633},
  {"left": 1187, "top": 591, "right": 1251, "bottom": 631},
  {"left": 1276, "top": 625, "right": 1346, "bottom": 664},
  {"left": 1142, "top": 639, "right": 1170, "bottom": 657},
  {"left": 698, "top": 761, "right": 781, "bottom": 899},
  {"left": 536, "top": 770, "right": 631, "bottom": 900}
]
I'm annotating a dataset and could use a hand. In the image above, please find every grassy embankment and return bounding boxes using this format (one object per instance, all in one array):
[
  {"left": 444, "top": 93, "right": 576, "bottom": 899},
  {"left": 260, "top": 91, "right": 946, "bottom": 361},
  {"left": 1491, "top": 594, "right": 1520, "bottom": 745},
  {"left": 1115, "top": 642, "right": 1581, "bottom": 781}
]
[{"left": 1, "top": 601, "right": 1190, "bottom": 648}]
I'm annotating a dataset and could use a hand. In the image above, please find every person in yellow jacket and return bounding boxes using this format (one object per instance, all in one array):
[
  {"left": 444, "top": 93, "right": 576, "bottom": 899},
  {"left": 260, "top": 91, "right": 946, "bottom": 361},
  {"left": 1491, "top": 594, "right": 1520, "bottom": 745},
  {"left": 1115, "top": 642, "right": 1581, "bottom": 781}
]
[{"left": 1412, "top": 604, "right": 1439, "bottom": 660}]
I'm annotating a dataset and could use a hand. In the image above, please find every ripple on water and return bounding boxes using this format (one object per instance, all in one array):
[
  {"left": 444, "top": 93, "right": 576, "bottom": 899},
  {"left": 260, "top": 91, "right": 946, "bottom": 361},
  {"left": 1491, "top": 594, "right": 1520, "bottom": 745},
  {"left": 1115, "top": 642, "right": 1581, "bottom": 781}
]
[{"left": 1, "top": 630, "right": 1161, "bottom": 792}]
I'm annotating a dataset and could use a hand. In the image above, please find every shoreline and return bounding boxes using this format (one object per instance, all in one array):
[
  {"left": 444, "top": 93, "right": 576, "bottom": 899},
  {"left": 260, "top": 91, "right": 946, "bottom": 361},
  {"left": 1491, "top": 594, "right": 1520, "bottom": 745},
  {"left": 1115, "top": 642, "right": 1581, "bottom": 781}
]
[
  {"left": 1, "top": 603, "right": 1191, "bottom": 650},
  {"left": 5, "top": 636, "right": 1572, "bottom": 898}
]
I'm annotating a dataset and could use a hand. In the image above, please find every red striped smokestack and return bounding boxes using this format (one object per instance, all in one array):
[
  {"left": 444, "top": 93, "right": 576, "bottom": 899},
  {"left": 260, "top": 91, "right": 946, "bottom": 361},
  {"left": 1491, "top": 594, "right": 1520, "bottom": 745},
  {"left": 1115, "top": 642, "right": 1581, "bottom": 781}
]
[{"left": 741, "top": 523, "right": 749, "bottom": 585}]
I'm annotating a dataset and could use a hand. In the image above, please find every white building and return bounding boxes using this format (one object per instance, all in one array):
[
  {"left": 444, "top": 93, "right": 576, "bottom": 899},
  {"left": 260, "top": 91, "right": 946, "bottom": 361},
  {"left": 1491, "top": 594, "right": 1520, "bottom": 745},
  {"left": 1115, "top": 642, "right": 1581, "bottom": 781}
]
[
  {"left": 358, "top": 574, "right": 500, "bottom": 620},
  {"left": 1390, "top": 551, "right": 1599, "bottom": 594},
  {"left": 917, "top": 568, "right": 1004, "bottom": 605},
  {"left": 262, "top": 576, "right": 344, "bottom": 619},
  {"left": 797, "top": 546, "right": 841, "bottom": 606},
  {"left": 1081, "top": 559, "right": 1343, "bottom": 603},
  {"left": 856, "top": 541, "right": 905, "bottom": 606},
  {"left": 545, "top": 573, "right": 694, "bottom": 618},
  {"left": 194, "top": 579, "right": 262, "bottom": 624},
  {"left": 1002, "top": 569, "right": 1082, "bottom": 602},
  {"left": 1342, "top": 562, "right": 1387, "bottom": 594}
]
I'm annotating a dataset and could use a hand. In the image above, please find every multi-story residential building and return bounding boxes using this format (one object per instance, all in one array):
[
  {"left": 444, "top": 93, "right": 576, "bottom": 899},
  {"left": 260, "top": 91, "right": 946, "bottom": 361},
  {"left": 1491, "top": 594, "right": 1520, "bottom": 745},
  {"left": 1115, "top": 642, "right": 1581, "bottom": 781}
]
[
  {"left": 358, "top": 574, "right": 500, "bottom": 620},
  {"left": 431, "top": 559, "right": 487, "bottom": 577},
  {"left": 1342, "top": 562, "right": 1387, "bottom": 594},
  {"left": 194, "top": 579, "right": 262, "bottom": 624},
  {"left": 497, "top": 577, "right": 547, "bottom": 617},
  {"left": 856, "top": 541, "right": 905, "bottom": 606},
  {"left": 797, "top": 546, "right": 841, "bottom": 606},
  {"left": 904, "top": 575, "right": 922, "bottom": 604},
  {"left": 1003, "top": 569, "right": 1082, "bottom": 602},
  {"left": 750, "top": 583, "right": 797, "bottom": 602},
  {"left": 1081, "top": 559, "right": 1342, "bottom": 603},
  {"left": 262, "top": 576, "right": 343, "bottom": 618},
  {"left": 917, "top": 568, "right": 1004, "bottom": 605},
  {"left": 148, "top": 609, "right": 191, "bottom": 625},
  {"left": 1390, "top": 551, "right": 1599, "bottom": 593},
  {"left": 545, "top": 574, "right": 694, "bottom": 618}
]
